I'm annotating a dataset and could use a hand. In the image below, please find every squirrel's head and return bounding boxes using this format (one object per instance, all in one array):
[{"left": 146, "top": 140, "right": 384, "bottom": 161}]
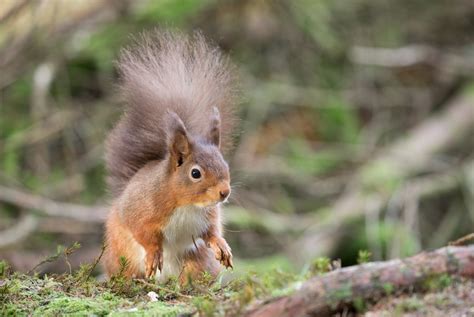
[{"left": 165, "top": 109, "right": 231, "bottom": 208}]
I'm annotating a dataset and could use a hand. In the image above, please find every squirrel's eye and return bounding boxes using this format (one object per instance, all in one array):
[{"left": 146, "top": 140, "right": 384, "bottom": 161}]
[
  {"left": 189, "top": 165, "right": 203, "bottom": 182},
  {"left": 191, "top": 168, "right": 201, "bottom": 179}
]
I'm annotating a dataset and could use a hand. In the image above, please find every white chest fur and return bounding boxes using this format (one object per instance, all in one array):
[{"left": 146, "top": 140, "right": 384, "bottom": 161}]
[
  {"left": 156, "top": 205, "right": 211, "bottom": 282},
  {"left": 162, "top": 205, "right": 210, "bottom": 245}
]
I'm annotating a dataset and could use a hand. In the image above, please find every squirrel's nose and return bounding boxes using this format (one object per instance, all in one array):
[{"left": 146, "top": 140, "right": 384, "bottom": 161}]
[{"left": 219, "top": 188, "right": 230, "bottom": 201}]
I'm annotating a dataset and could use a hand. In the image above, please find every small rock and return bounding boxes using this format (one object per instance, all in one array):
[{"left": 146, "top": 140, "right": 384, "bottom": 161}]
[{"left": 147, "top": 291, "right": 159, "bottom": 302}]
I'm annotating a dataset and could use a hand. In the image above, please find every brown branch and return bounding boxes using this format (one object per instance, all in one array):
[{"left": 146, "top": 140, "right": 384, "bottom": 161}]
[
  {"left": 1, "top": 246, "right": 100, "bottom": 274},
  {"left": 0, "top": 213, "right": 38, "bottom": 248},
  {"left": 0, "top": 0, "right": 30, "bottom": 24},
  {"left": 0, "top": 185, "right": 107, "bottom": 223},
  {"left": 349, "top": 45, "right": 474, "bottom": 75},
  {"left": 450, "top": 233, "right": 474, "bottom": 246},
  {"left": 83, "top": 243, "right": 107, "bottom": 282},
  {"left": 1, "top": 110, "right": 80, "bottom": 151},
  {"left": 27, "top": 242, "right": 81, "bottom": 274},
  {"left": 350, "top": 45, "right": 440, "bottom": 68},
  {"left": 246, "top": 245, "right": 474, "bottom": 317}
]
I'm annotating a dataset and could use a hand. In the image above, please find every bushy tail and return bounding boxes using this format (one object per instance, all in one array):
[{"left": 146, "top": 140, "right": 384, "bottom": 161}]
[{"left": 105, "top": 29, "right": 238, "bottom": 197}]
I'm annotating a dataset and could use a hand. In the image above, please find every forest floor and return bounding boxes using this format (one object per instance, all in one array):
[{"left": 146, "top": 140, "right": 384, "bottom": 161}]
[{"left": 1, "top": 245, "right": 473, "bottom": 316}]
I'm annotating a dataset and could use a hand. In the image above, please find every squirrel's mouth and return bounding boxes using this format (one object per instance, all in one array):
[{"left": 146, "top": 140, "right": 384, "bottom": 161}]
[
  {"left": 193, "top": 201, "right": 220, "bottom": 208},
  {"left": 220, "top": 197, "right": 229, "bottom": 204}
]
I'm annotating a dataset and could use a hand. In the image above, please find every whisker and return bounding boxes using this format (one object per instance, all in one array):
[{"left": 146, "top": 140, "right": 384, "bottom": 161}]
[{"left": 224, "top": 228, "right": 242, "bottom": 233}]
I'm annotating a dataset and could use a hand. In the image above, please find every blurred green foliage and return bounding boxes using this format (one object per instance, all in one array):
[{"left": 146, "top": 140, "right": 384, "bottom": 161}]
[{"left": 0, "top": 0, "right": 473, "bottom": 275}]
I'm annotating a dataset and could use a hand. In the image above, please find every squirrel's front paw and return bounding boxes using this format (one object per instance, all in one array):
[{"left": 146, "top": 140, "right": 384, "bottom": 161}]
[
  {"left": 207, "top": 237, "right": 233, "bottom": 269},
  {"left": 145, "top": 249, "right": 163, "bottom": 278}
]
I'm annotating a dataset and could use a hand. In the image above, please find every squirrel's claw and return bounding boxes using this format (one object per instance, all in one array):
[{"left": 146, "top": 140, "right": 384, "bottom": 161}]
[
  {"left": 145, "top": 258, "right": 155, "bottom": 278},
  {"left": 145, "top": 249, "right": 163, "bottom": 278},
  {"left": 207, "top": 237, "right": 233, "bottom": 269},
  {"left": 156, "top": 250, "right": 164, "bottom": 272},
  {"left": 226, "top": 256, "right": 234, "bottom": 269}
]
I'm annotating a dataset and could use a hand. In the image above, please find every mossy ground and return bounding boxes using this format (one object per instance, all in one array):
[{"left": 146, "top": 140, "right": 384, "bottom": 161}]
[
  {"left": 0, "top": 255, "right": 304, "bottom": 316},
  {"left": 0, "top": 268, "right": 188, "bottom": 316},
  {"left": 1, "top": 254, "right": 473, "bottom": 316}
]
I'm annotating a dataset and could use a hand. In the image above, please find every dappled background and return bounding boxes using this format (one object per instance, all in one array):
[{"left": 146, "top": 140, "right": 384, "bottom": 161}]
[{"left": 1, "top": 0, "right": 473, "bottom": 277}]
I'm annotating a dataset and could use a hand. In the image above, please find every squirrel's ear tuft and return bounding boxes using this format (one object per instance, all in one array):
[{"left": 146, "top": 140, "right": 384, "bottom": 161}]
[
  {"left": 166, "top": 111, "right": 191, "bottom": 167},
  {"left": 208, "top": 106, "right": 221, "bottom": 148}
]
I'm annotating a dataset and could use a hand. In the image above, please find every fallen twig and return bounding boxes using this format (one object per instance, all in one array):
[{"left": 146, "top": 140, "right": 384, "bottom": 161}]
[
  {"left": 449, "top": 233, "right": 474, "bottom": 246},
  {"left": 135, "top": 279, "right": 192, "bottom": 299},
  {"left": 83, "top": 243, "right": 107, "bottom": 282},
  {"left": 246, "top": 245, "right": 474, "bottom": 317},
  {"left": 27, "top": 242, "right": 81, "bottom": 275}
]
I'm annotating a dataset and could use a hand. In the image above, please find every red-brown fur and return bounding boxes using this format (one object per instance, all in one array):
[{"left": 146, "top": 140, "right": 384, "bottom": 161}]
[{"left": 103, "top": 29, "right": 238, "bottom": 283}]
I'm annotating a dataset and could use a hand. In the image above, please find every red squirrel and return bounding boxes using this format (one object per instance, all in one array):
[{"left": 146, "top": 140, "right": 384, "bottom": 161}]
[{"left": 103, "top": 30, "right": 238, "bottom": 284}]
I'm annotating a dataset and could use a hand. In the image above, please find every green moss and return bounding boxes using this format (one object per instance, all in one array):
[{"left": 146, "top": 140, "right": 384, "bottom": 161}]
[
  {"left": 193, "top": 296, "right": 216, "bottom": 317},
  {"left": 353, "top": 296, "right": 366, "bottom": 312},
  {"left": 308, "top": 256, "right": 332, "bottom": 275},
  {"left": 394, "top": 297, "right": 424, "bottom": 314},
  {"left": 33, "top": 297, "right": 114, "bottom": 316},
  {"left": 422, "top": 274, "right": 452, "bottom": 291},
  {"left": 137, "top": 301, "right": 189, "bottom": 317},
  {"left": 382, "top": 282, "right": 394, "bottom": 296},
  {"left": 329, "top": 282, "right": 353, "bottom": 302},
  {"left": 29, "top": 293, "right": 187, "bottom": 317},
  {"left": 357, "top": 250, "right": 372, "bottom": 264},
  {"left": 0, "top": 271, "right": 191, "bottom": 316},
  {"left": 0, "top": 260, "right": 9, "bottom": 278},
  {"left": 1, "top": 303, "right": 27, "bottom": 316}
]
